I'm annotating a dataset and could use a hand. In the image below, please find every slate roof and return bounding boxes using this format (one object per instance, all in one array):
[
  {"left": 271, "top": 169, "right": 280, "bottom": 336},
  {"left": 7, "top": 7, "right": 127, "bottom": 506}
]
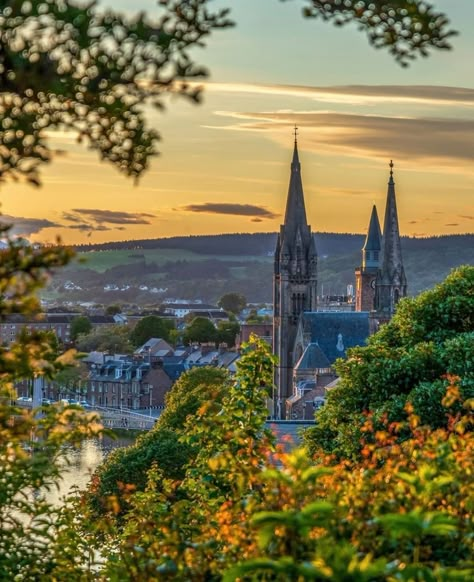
[
  {"left": 303, "top": 312, "right": 370, "bottom": 365},
  {"left": 162, "top": 362, "right": 186, "bottom": 381},
  {"left": 295, "top": 342, "right": 331, "bottom": 371}
]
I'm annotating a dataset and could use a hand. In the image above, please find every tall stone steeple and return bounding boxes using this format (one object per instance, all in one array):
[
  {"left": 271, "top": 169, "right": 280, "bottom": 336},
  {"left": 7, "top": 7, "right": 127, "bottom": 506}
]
[
  {"left": 273, "top": 131, "right": 317, "bottom": 415},
  {"left": 375, "top": 161, "right": 407, "bottom": 316},
  {"left": 355, "top": 204, "right": 382, "bottom": 311}
]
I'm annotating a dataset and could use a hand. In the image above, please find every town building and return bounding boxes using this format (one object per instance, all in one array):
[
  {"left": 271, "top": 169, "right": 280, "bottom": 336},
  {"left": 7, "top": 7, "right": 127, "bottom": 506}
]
[{"left": 0, "top": 313, "right": 119, "bottom": 346}]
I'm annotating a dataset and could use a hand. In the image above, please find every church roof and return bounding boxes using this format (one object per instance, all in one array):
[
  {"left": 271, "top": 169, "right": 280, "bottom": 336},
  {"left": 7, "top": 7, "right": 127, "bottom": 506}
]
[
  {"left": 295, "top": 342, "right": 331, "bottom": 371},
  {"left": 363, "top": 204, "right": 382, "bottom": 252},
  {"left": 303, "top": 312, "right": 370, "bottom": 364}
]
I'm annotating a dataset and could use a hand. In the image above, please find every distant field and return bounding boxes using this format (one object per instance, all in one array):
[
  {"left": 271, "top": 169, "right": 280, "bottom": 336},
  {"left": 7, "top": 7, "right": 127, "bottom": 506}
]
[{"left": 71, "top": 249, "right": 271, "bottom": 273}]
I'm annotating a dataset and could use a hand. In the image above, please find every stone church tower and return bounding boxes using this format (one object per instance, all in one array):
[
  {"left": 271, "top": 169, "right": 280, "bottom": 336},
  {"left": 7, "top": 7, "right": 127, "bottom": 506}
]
[
  {"left": 375, "top": 161, "right": 407, "bottom": 317},
  {"left": 355, "top": 205, "right": 382, "bottom": 311},
  {"left": 273, "top": 136, "right": 317, "bottom": 415}
]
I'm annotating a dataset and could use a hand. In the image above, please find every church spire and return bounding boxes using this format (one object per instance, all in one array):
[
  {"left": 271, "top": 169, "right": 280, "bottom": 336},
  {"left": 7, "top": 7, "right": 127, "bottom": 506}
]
[
  {"left": 282, "top": 129, "right": 309, "bottom": 242},
  {"left": 375, "top": 160, "right": 407, "bottom": 315},
  {"left": 362, "top": 204, "right": 382, "bottom": 270},
  {"left": 381, "top": 160, "right": 404, "bottom": 281}
]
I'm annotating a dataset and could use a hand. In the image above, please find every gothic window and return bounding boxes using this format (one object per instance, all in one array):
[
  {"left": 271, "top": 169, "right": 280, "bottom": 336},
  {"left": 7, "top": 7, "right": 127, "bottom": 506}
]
[
  {"left": 374, "top": 251, "right": 379, "bottom": 260},
  {"left": 394, "top": 288, "right": 400, "bottom": 304}
]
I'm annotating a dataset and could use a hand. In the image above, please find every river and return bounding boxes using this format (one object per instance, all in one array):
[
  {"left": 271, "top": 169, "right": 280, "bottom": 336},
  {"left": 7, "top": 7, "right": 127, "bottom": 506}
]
[{"left": 44, "top": 437, "right": 135, "bottom": 505}]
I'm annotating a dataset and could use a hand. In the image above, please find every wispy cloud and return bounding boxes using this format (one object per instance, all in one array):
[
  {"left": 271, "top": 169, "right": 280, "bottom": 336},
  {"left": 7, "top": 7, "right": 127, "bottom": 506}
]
[
  {"left": 68, "top": 209, "right": 155, "bottom": 225},
  {"left": 204, "top": 82, "right": 474, "bottom": 108},
  {"left": 60, "top": 208, "right": 157, "bottom": 236},
  {"left": 67, "top": 223, "right": 113, "bottom": 232},
  {"left": 211, "top": 110, "right": 474, "bottom": 168},
  {"left": 459, "top": 215, "right": 474, "bottom": 220},
  {"left": 0, "top": 215, "right": 60, "bottom": 236},
  {"left": 178, "top": 203, "right": 279, "bottom": 220},
  {"left": 445, "top": 223, "right": 459, "bottom": 226}
]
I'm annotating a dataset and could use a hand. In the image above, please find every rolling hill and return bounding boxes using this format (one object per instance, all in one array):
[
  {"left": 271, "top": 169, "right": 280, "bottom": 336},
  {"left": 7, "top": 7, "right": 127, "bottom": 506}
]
[{"left": 44, "top": 233, "right": 473, "bottom": 305}]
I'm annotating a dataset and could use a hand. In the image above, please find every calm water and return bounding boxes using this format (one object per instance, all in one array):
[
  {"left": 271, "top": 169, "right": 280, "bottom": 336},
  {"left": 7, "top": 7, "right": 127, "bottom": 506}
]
[{"left": 44, "top": 437, "right": 134, "bottom": 505}]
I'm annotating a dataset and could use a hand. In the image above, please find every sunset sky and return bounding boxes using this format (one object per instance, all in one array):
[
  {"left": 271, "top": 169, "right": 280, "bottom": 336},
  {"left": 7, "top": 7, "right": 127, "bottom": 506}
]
[{"left": 1, "top": 0, "right": 473, "bottom": 244}]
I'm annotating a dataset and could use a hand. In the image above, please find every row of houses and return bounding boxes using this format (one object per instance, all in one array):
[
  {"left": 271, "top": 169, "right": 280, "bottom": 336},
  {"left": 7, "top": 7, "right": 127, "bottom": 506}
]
[{"left": 31, "top": 338, "right": 241, "bottom": 411}]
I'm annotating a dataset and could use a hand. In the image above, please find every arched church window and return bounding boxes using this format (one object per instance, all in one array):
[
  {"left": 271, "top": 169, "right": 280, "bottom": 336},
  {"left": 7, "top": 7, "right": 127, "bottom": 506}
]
[{"left": 394, "top": 288, "right": 400, "bottom": 304}]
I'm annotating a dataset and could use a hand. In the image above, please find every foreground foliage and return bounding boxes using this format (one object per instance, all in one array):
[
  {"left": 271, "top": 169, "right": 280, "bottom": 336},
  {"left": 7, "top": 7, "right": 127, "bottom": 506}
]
[
  {"left": 87, "top": 366, "right": 229, "bottom": 518},
  {"left": 78, "top": 337, "right": 473, "bottom": 581},
  {"left": 0, "top": 227, "right": 103, "bottom": 579}
]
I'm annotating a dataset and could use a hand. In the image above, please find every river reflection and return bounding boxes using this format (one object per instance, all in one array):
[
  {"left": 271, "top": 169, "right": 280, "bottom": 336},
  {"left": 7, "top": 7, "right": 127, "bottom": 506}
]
[{"left": 44, "top": 437, "right": 135, "bottom": 505}]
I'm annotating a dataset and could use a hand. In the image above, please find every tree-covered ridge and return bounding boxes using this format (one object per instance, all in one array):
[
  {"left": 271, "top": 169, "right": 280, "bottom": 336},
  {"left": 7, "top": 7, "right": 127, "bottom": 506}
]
[
  {"left": 49, "top": 233, "right": 473, "bottom": 304},
  {"left": 72, "top": 232, "right": 474, "bottom": 258}
]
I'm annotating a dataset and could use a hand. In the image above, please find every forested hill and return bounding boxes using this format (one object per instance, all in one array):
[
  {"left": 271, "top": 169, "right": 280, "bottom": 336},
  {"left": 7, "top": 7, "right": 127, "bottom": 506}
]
[
  {"left": 48, "top": 232, "right": 472, "bottom": 304},
  {"left": 74, "top": 232, "right": 473, "bottom": 260}
]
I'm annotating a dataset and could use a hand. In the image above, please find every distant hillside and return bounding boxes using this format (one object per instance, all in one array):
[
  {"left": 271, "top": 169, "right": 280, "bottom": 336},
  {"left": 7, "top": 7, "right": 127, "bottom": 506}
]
[
  {"left": 73, "top": 232, "right": 368, "bottom": 257},
  {"left": 44, "top": 233, "right": 473, "bottom": 304}
]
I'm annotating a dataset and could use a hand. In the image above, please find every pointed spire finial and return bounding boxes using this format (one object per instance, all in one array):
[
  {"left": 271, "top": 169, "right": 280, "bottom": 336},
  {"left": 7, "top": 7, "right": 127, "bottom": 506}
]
[
  {"left": 294, "top": 124, "right": 298, "bottom": 144},
  {"left": 389, "top": 159, "right": 394, "bottom": 177}
]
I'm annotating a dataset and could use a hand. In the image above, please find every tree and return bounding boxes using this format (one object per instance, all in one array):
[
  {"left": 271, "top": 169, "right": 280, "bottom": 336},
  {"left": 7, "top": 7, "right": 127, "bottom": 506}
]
[
  {"left": 183, "top": 316, "right": 217, "bottom": 344},
  {"left": 51, "top": 359, "right": 90, "bottom": 398},
  {"left": 216, "top": 320, "right": 240, "bottom": 348},
  {"left": 0, "top": 225, "right": 103, "bottom": 579},
  {"left": 304, "top": 265, "right": 474, "bottom": 459},
  {"left": 76, "top": 324, "right": 133, "bottom": 353},
  {"left": 105, "top": 304, "right": 122, "bottom": 316},
  {"left": 299, "top": 0, "right": 456, "bottom": 67},
  {"left": 87, "top": 366, "right": 229, "bottom": 517},
  {"left": 218, "top": 292, "right": 247, "bottom": 315},
  {"left": 129, "top": 315, "right": 174, "bottom": 347},
  {"left": 69, "top": 315, "right": 92, "bottom": 341},
  {"left": 245, "top": 308, "right": 271, "bottom": 323},
  {"left": 0, "top": 1, "right": 232, "bottom": 185},
  {"left": 0, "top": 2, "right": 455, "bottom": 185}
]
